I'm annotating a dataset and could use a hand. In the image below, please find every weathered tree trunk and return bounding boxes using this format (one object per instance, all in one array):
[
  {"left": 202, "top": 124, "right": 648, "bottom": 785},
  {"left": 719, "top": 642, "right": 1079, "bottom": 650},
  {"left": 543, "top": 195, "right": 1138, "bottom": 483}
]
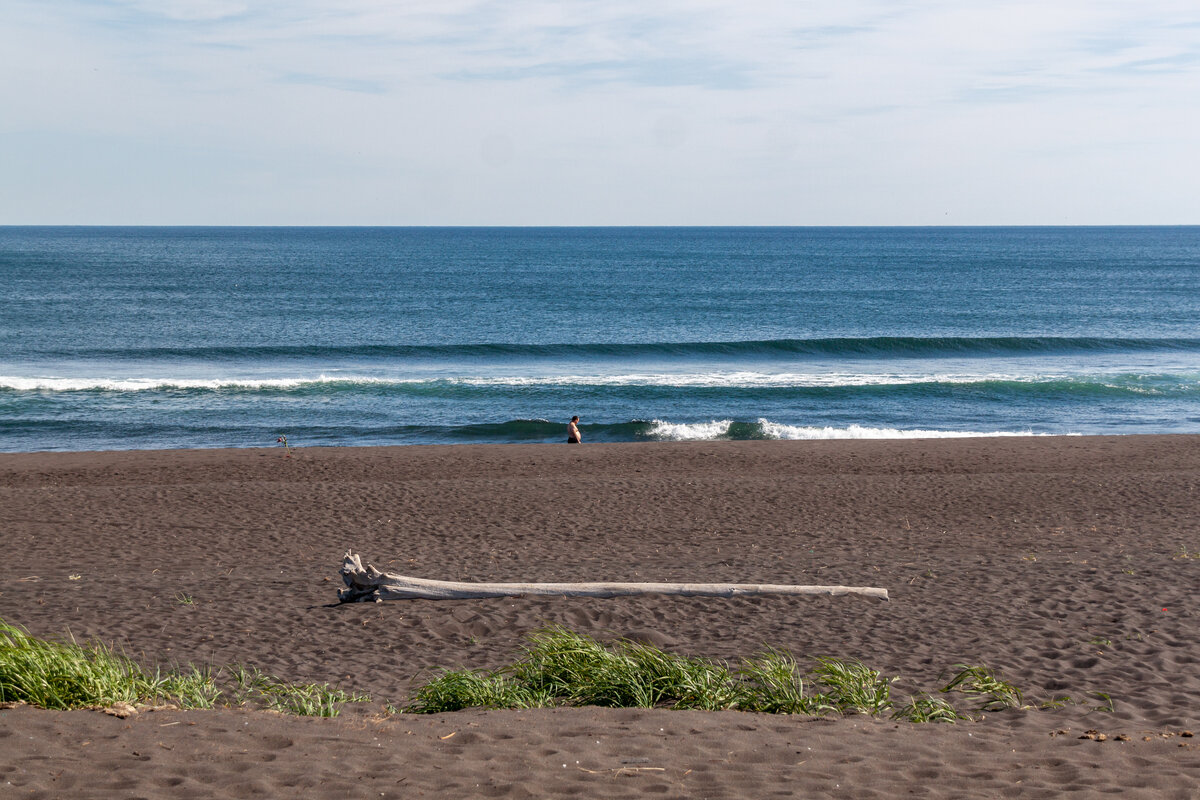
[{"left": 338, "top": 551, "right": 888, "bottom": 603}]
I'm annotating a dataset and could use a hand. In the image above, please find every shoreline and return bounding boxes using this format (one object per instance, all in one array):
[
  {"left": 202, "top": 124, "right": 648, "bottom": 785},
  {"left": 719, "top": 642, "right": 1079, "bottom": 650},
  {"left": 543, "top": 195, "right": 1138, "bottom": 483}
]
[
  {"left": 3, "top": 434, "right": 1199, "bottom": 796},
  {"left": 0, "top": 426, "right": 1172, "bottom": 457}
]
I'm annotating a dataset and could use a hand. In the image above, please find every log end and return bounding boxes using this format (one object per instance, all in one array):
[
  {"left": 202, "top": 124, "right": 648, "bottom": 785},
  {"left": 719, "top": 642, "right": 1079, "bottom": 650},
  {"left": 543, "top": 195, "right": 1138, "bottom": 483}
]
[{"left": 338, "top": 549, "right": 382, "bottom": 603}]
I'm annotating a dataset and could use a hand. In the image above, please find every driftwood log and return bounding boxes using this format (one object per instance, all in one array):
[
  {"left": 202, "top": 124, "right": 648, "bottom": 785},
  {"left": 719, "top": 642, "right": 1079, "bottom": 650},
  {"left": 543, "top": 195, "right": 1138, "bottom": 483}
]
[{"left": 338, "top": 551, "right": 889, "bottom": 603}]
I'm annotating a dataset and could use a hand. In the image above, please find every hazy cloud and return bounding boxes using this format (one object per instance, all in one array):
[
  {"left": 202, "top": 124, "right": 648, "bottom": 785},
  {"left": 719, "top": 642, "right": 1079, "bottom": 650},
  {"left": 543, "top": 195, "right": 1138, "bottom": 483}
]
[{"left": 2, "top": 0, "right": 1199, "bottom": 223}]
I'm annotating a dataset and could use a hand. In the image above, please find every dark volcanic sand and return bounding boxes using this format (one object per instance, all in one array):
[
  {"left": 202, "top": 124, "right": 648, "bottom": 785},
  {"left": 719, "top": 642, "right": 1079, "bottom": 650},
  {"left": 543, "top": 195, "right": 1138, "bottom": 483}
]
[{"left": 1, "top": 437, "right": 1198, "bottom": 798}]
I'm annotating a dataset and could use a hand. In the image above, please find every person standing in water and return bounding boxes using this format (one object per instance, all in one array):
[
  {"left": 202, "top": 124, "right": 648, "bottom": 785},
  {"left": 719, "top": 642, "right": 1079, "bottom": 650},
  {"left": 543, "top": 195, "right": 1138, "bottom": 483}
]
[{"left": 567, "top": 415, "right": 582, "bottom": 443}]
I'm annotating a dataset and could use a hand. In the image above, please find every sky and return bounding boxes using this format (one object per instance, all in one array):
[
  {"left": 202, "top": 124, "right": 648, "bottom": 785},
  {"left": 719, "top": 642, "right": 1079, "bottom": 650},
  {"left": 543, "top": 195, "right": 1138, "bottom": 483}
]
[{"left": 2, "top": 1, "right": 1199, "bottom": 225}]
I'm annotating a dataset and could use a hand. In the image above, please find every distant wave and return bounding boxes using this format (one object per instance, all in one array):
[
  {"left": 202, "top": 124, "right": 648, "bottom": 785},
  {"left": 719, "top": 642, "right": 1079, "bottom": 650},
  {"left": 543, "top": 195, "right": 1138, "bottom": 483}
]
[
  {"left": 3, "top": 372, "right": 1195, "bottom": 398},
  {"left": 641, "top": 419, "right": 1058, "bottom": 441},
  {"left": 255, "top": 418, "right": 1063, "bottom": 443},
  {"left": 354, "top": 418, "right": 1062, "bottom": 442},
  {"left": 35, "top": 336, "right": 1200, "bottom": 362},
  {"left": 0, "top": 416, "right": 1066, "bottom": 451},
  {"left": 0, "top": 375, "right": 373, "bottom": 392}
]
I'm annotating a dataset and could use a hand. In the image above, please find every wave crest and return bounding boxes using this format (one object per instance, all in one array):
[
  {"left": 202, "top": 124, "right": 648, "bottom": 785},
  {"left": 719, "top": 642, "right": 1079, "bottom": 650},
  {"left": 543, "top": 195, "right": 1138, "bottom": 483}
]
[
  {"left": 37, "top": 335, "right": 1200, "bottom": 363},
  {"left": 3, "top": 372, "right": 1195, "bottom": 396},
  {"left": 638, "top": 419, "right": 1055, "bottom": 441}
]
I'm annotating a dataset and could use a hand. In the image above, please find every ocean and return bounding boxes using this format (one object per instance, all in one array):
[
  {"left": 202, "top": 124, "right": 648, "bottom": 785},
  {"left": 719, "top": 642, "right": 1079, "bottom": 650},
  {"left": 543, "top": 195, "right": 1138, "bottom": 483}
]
[{"left": 2, "top": 226, "right": 1199, "bottom": 452}]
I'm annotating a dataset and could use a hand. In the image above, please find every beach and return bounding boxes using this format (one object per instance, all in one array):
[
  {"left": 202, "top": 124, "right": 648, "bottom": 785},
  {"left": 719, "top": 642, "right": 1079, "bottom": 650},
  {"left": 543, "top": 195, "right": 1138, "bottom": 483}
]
[{"left": 2, "top": 435, "right": 1199, "bottom": 797}]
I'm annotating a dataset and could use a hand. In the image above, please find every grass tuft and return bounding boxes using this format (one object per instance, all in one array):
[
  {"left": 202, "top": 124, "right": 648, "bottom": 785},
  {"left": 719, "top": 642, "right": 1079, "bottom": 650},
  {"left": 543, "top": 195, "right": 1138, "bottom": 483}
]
[
  {"left": 505, "top": 626, "right": 737, "bottom": 710},
  {"left": 1039, "top": 695, "right": 1075, "bottom": 710},
  {"left": 808, "top": 657, "right": 894, "bottom": 715},
  {"left": 1088, "top": 692, "right": 1116, "bottom": 713},
  {"left": 407, "top": 628, "right": 894, "bottom": 718},
  {"left": 406, "top": 669, "right": 549, "bottom": 713},
  {"left": 0, "top": 620, "right": 154, "bottom": 709},
  {"left": 890, "top": 693, "right": 964, "bottom": 723},
  {"left": 735, "top": 649, "right": 825, "bottom": 714},
  {"left": 0, "top": 618, "right": 367, "bottom": 717},
  {"left": 940, "top": 664, "right": 1024, "bottom": 711},
  {"left": 154, "top": 664, "right": 224, "bottom": 708},
  {"left": 227, "top": 663, "right": 368, "bottom": 717},
  {"left": 404, "top": 629, "right": 1090, "bottom": 722}
]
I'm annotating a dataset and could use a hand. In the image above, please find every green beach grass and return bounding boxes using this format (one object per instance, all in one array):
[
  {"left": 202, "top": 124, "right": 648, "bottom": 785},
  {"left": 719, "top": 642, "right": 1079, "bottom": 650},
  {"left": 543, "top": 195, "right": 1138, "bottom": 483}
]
[
  {"left": 406, "top": 626, "right": 990, "bottom": 722},
  {"left": 0, "top": 619, "right": 364, "bottom": 717},
  {"left": 3, "top": 619, "right": 1106, "bottom": 722}
]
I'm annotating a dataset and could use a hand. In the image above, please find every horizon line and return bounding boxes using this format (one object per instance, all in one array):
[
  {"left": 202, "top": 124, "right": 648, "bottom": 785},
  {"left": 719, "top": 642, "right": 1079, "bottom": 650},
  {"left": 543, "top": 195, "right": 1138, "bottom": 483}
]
[{"left": 3, "top": 223, "right": 1199, "bottom": 230}]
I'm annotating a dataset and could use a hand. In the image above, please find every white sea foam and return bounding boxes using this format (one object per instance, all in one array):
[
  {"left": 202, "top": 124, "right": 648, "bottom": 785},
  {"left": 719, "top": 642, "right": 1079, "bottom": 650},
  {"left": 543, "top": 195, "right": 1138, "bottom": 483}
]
[
  {"left": 642, "top": 418, "right": 1060, "bottom": 441},
  {"left": 756, "top": 420, "right": 1055, "bottom": 439},
  {"left": 454, "top": 371, "right": 1035, "bottom": 388},
  {"left": 643, "top": 419, "right": 735, "bottom": 440},
  {"left": 0, "top": 369, "right": 1150, "bottom": 393},
  {"left": 0, "top": 374, "right": 390, "bottom": 392},
  {"left": 0, "top": 371, "right": 999, "bottom": 392}
]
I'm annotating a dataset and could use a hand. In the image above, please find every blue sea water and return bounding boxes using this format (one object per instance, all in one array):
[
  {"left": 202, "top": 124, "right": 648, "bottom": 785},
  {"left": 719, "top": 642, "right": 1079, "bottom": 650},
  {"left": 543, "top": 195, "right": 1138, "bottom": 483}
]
[{"left": 2, "top": 226, "right": 1199, "bottom": 452}]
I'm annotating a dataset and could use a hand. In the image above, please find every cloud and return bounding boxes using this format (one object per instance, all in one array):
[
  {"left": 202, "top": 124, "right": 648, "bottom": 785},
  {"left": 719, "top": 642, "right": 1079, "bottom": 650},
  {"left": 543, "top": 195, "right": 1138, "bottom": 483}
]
[
  {"left": 277, "top": 72, "right": 388, "bottom": 94},
  {"left": 1097, "top": 50, "right": 1200, "bottom": 75},
  {"left": 30, "top": 2, "right": 1199, "bottom": 105},
  {"left": 104, "top": 0, "right": 250, "bottom": 23},
  {"left": 3, "top": 1, "right": 1200, "bottom": 223},
  {"left": 443, "top": 56, "right": 758, "bottom": 91}
]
